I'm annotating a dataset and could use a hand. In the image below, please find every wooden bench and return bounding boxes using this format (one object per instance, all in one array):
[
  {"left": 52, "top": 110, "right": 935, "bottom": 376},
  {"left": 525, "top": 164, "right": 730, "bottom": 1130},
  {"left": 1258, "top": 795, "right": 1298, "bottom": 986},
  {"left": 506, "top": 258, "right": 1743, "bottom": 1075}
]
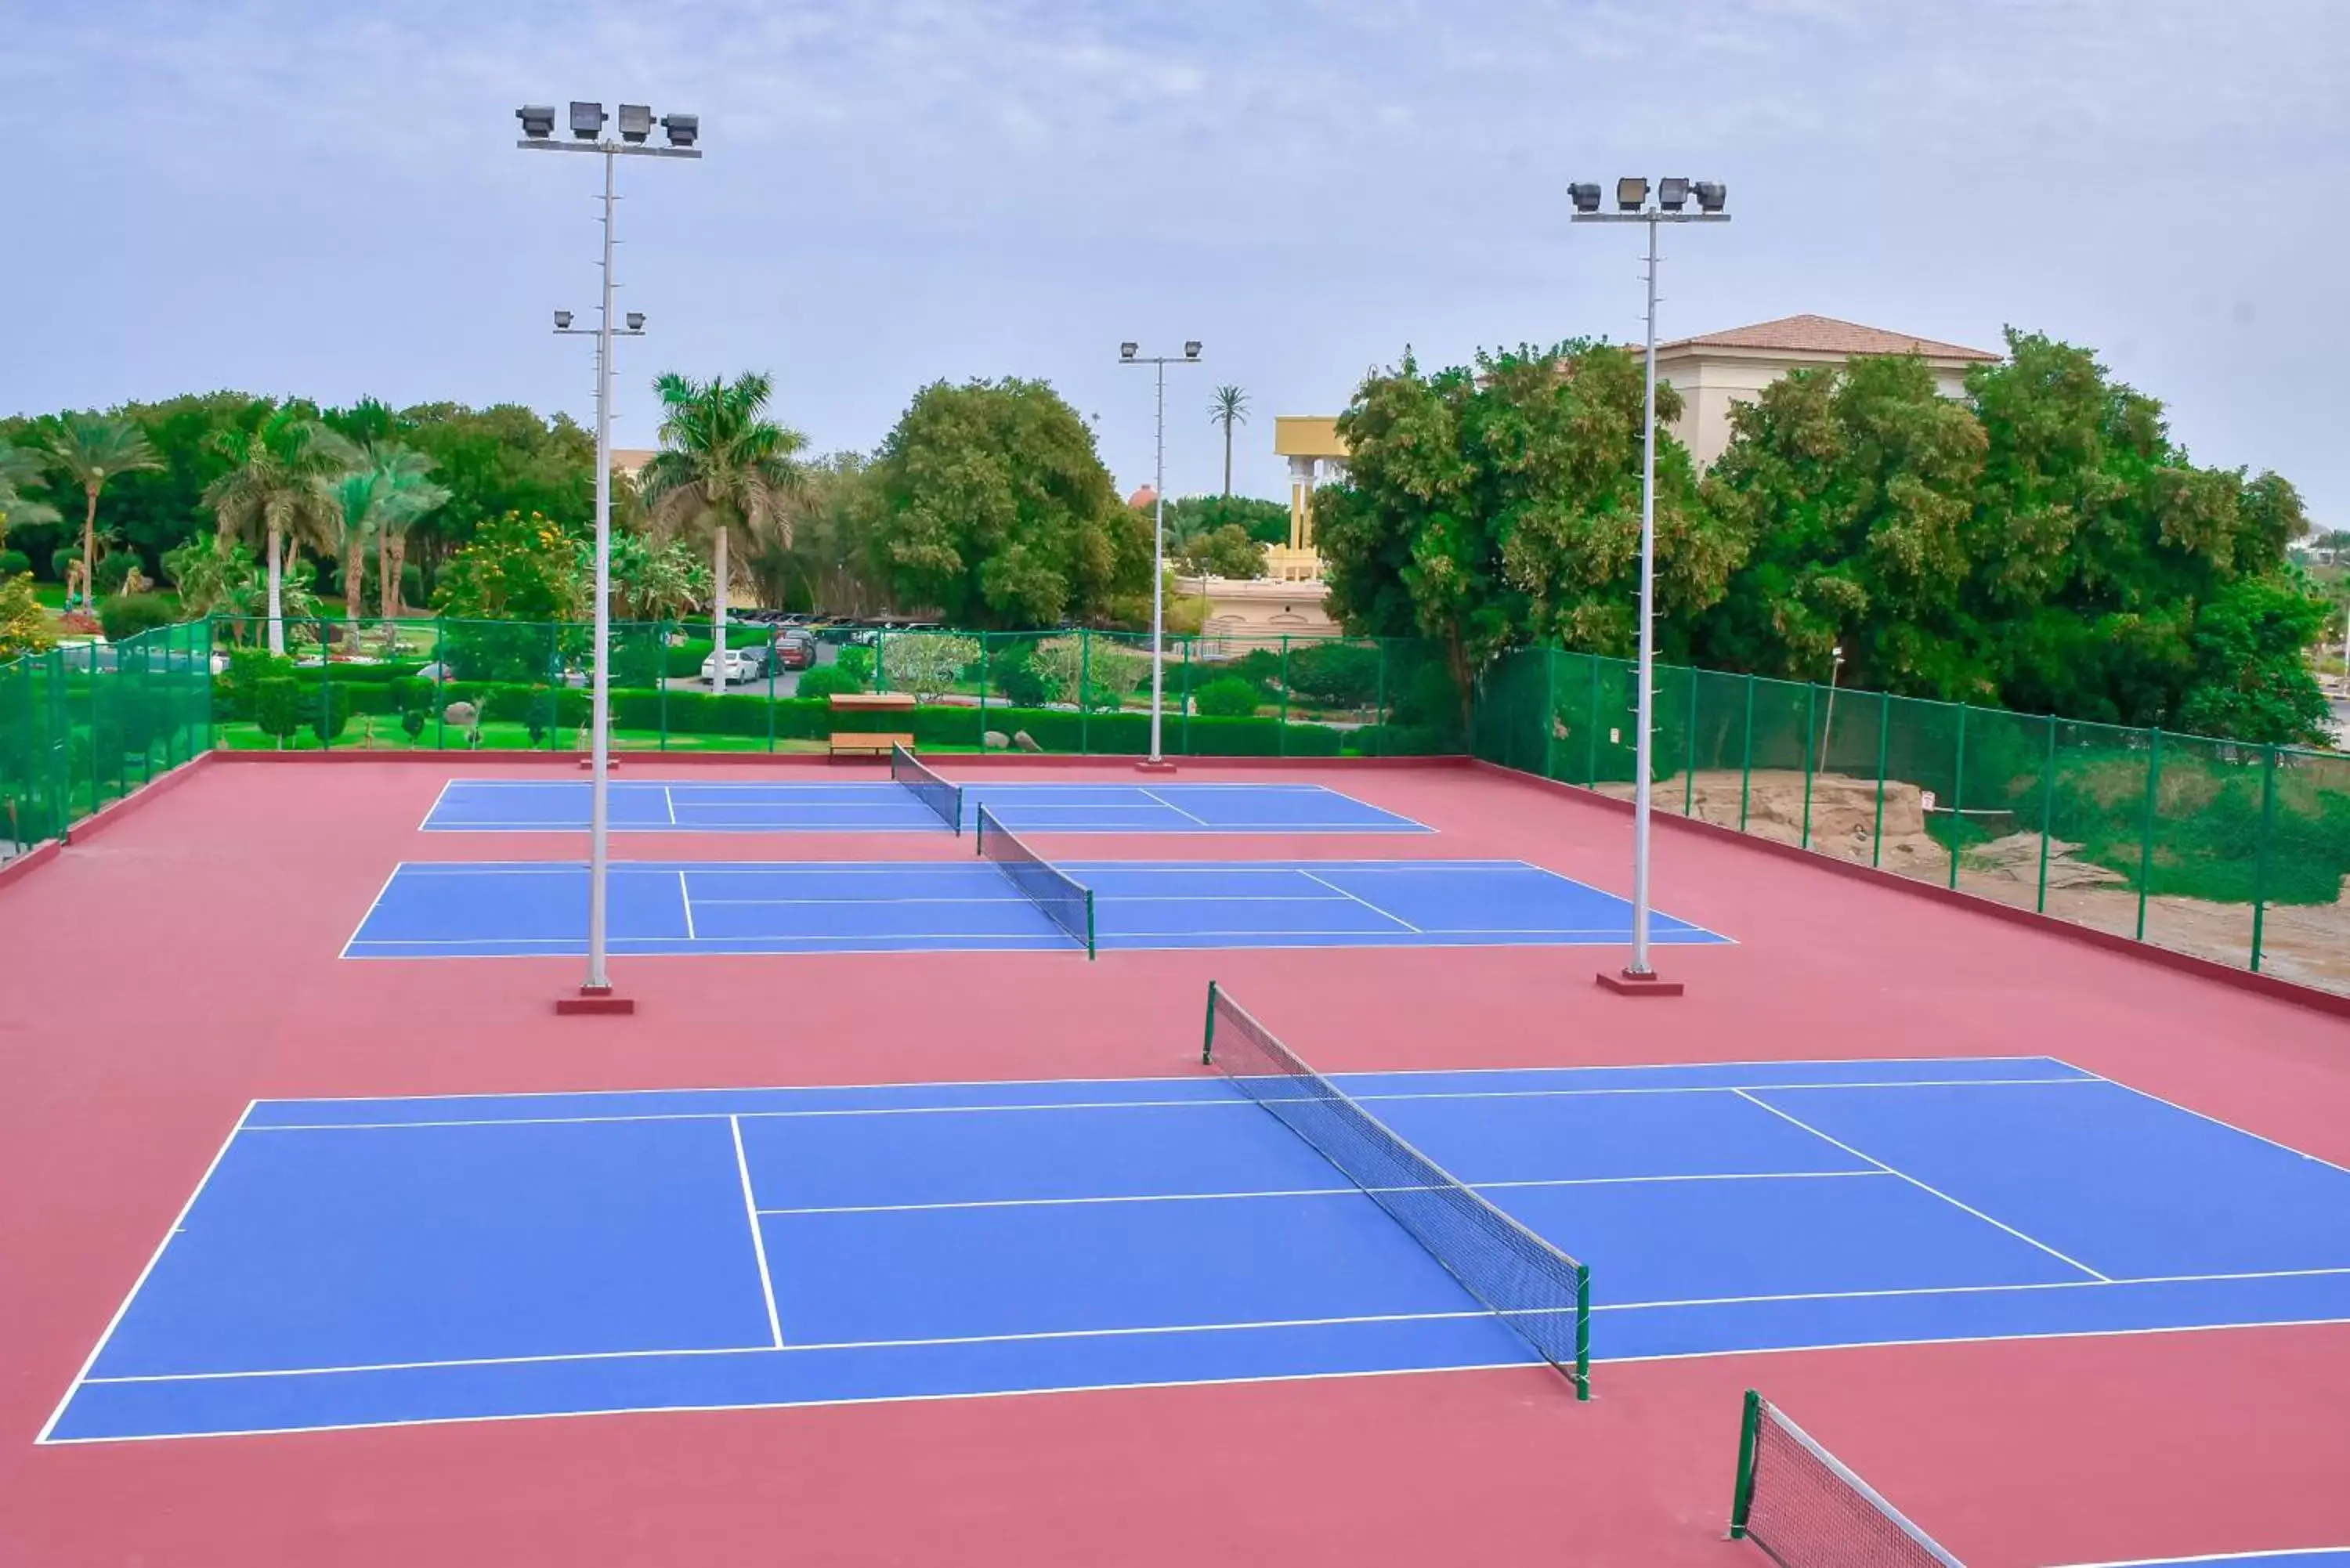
[{"left": 828, "top": 692, "right": 918, "bottom": 761}]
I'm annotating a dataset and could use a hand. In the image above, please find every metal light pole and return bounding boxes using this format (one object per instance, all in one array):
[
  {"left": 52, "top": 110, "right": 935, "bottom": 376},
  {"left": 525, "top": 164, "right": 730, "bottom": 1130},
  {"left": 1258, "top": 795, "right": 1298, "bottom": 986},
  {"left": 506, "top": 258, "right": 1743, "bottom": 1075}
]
[
  {"left": 1119, "top": 340, "right": 1202, "bottom": 771},
  {"left": 519, "top": 101, "right": 700, "bottom": 1016},
  {"left": 1570, "top": 178, "right": 1728, "bottom": 997}
]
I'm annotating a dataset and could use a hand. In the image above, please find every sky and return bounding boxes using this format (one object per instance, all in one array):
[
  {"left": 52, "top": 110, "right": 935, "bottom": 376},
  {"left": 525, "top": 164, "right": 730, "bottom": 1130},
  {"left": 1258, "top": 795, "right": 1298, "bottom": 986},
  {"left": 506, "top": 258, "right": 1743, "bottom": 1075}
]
[{"left": 5, "top": 0, "right": 2346, "bottom": 522}]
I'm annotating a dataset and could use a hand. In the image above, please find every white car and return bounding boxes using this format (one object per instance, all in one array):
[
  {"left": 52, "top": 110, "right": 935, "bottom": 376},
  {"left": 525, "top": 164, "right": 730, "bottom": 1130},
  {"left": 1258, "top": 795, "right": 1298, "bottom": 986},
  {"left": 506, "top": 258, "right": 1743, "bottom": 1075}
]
[{"left": 700, "top": 645, "right": 769, "bottom": 685}]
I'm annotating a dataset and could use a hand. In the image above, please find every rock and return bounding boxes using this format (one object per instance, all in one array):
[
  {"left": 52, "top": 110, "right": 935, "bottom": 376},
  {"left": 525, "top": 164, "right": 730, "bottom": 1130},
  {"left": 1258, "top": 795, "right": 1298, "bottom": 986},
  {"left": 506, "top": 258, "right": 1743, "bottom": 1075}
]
[
  {"left": 983, "top": 730, "right": 1010, "bottom": 751},
  {"left": 1014, "top": 730, "right": 1043, "bottom": 753},
  {"left": 443, "top": 701, "right": 478, "bottom": 727}
]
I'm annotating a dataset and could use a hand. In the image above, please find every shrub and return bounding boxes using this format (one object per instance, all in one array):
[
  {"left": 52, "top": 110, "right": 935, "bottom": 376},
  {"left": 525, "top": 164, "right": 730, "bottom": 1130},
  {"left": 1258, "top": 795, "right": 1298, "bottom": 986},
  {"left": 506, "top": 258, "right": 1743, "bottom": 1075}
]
[
  {"left": 97, "top": 593, "right": 177, "bottom": 643},
  {"left": 253, "top": 677, "right": 304, "bottom": 748},
  {"left": 0, "top": 550, "right": 30, "bottom": 578},
  {"left": 400, "top": 705, "right": 427, "bottom": 744},
  {"left": 51, "top": 547, "right": 81, "bottom": 583},
  {"left": 992, "top": 651, "right": 1054, "bottom": 708},
  {"left": 93, "top": 552, "right": 142, "bottom": 594},
  {"left": 794, "top": 664, "right": 866, "bottom": 701},
  {"left": 525, "top": 685, "right": 559, "bottom": 746},
  {"left": 310, "top": 683, "right": 352, "bottom": 746},
  {"left": 667, "top": 638, "right": 716, "bottom": 678},
  {"left": 1193, "top": 676, "right": 1263, "bottom": 718},
  {"left": 1285, "top": 642, "right": 1383, "bottom": 709},
  {"left": 837, "top": 645, "right": 875, "bottom": 682}
]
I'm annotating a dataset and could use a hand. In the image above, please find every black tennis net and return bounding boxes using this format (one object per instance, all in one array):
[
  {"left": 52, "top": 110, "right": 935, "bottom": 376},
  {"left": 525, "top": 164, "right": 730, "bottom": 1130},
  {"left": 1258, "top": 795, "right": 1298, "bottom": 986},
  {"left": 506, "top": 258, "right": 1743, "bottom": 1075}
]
[
  {"left": 1200, "top": 981, "right": 1591, "bottom": 1399},
  {"left": 1730, "top": 1390, "right": 1964, "bottom": 1567},
  {"left": 890, "top": 744, "right": 962, "bottom": 836},
  {"left": 976, "top": 804, "right": 1096, "bottom": 958}
]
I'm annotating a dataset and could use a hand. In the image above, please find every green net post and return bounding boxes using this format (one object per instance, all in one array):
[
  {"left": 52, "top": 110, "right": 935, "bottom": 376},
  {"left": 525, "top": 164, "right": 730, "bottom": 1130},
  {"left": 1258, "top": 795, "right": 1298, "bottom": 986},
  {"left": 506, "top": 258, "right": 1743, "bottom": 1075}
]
[
  {"left": 1201, "top": 980, "right": 1220, "bottom": 1064},
  {"left": 2135, "top": 728, "right": 2164, "bottom": 941},
  {"left": 2251, "top": 742, "right": 2279, "bottom": 972},
  {"left": 1871, "top": 690, "right": 1892, "bottom": 868},
  {"left": 1739, "top": 675, "right": 1755, "bottom": 833},
  {"left": 1728, "top": 1389, "right": 1762, "bottom": 1537},
  {"left": 1947, "top": 702, "right": 1969, "bottom": 891},
  {"left": 2036, "top": 720, "right": 2058, "bottom": 913},
  {"left": 1799, "top": 683, "right": 1817, "bottom": 851},
  {"left": 1083, "top": 887, "right": 1097, "bottom": 960},
  {"left": 1572, "top": 1266, "right": 1592, "bottom": 1401}
]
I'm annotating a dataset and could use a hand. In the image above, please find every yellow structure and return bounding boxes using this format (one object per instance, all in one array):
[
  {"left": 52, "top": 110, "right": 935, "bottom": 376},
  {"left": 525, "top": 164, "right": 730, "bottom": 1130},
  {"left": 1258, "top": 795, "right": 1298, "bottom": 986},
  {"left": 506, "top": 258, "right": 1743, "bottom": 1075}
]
[
  {"left": 1269, "top": 416, "right": 1346, "bottom": 583},
  {"left": 1174, "top": 415, "right": 1349, "bottom": 647}
]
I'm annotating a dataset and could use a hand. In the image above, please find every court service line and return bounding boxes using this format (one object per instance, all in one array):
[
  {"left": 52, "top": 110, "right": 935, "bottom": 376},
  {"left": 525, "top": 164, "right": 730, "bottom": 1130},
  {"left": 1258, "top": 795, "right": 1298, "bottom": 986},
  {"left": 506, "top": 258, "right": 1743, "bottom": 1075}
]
[
  {"left": 755, "top": 1170, "right": 1891, "bottom": 1216},
  {"left": 663, "top": 786, "right": 678, "bottom": 826},
  {"left": 1137, "top": 787, "right": 1209, "bottom": 826},
  {"left": 34, "top": 1101, "right": 258, "bottom": 1445},
  {"left": 730, "top": 1116, "right": 783, "bottom": 1348},
  {"left": 678, "top": 872, "right": 697, "bottom": 942},
  {"left": 1733, "top": 1089, "right": 2114, "bottom": 1283}
]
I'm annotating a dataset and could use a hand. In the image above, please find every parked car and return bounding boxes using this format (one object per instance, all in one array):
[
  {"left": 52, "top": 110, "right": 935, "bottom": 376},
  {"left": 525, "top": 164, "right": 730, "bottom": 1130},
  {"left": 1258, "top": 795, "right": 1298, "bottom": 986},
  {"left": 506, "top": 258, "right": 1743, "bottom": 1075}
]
[
  {"left": 701, "top": 645, "right": 771, "bottom": 685},
  {"left": 773, "top": 630, "right": 816, "bottom": 670}
]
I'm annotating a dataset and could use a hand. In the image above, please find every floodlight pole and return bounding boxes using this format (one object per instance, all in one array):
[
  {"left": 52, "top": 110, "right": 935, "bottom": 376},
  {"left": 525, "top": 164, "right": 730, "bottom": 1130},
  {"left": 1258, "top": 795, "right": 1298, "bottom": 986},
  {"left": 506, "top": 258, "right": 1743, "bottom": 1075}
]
[
  {"left": 1119, "top": 343, "right": 1202, "bottom": 771},
  {"left": 520, "top": 108, "right": 700, "bottom": 1016},
  {"left": 1572, "top": 183, "right": 1728, "bottom": 997}
]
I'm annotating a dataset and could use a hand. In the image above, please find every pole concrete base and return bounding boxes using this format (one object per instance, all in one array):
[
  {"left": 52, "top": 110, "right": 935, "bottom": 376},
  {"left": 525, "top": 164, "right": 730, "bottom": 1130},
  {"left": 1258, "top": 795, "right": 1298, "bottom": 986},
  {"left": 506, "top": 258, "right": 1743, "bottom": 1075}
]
[
  {"left": 1133, "top": 760, "right": 1178, "bottom": 774},
  {"left": 1596, "top": 968, "right": 1684, "bottom": 998},
  {"left": 556, "top": 985, "right": 635, "bottom": 1017}
]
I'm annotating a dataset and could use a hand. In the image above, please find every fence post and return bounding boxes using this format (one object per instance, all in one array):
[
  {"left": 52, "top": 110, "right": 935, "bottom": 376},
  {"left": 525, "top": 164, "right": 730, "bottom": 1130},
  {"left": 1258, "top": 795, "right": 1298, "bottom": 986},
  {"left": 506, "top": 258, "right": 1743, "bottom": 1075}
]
[
  {"left": 432, "top": 623, "right": 446, "bottom": 750},
  {"left": 1738, "top": 674, "right": 1755, "bottom": 833},
  {"left": 1079, "top": 630, "right": 1091, "bottom": 757},
  {"left": 1585, "top": 657, "right": 1600, "bottom": 786},
  {"left": 201, "top": 617, "right": 216, "bottom": 755},
  {"left": 1800, "top": 683, "right": 1817, "bottom": 851},
  {"left": 1871, "top": 691, "right": 1892, "bottom": 868},
  {"left": 320, "top": 623, "right": 333, "bottom": 753},
  {"left": 2250, "top": 743, "right": 2279, "bottom": 973},
  {"left": 2135, "top": 728, "right": 2163, "bottom": 941},
  {"left": 1541, "top": 645, "right": 1558, "bottom": 779},
  {"left": 2036, "top": 719, "right": 2058, "bottom": 914},
  {"left": 765, "top": 644, "right": 777, "bottom": 754},
  {"left": 1947, "top": 702, "right": 1969, "bottom": 891},
  {"left": 1180, "top": 635, "right": 1194, "bottom": 757},
  {"left": 978, "top": 634, "right": 990, "bottom": 742}
]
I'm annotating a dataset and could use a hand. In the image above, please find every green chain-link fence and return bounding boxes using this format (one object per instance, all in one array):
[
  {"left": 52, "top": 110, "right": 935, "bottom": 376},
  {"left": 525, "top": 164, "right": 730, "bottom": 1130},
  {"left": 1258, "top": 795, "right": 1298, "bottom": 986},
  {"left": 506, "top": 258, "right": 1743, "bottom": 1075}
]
[{"left": 1471, "top": 646, "right": 2350, "bottom": 996}]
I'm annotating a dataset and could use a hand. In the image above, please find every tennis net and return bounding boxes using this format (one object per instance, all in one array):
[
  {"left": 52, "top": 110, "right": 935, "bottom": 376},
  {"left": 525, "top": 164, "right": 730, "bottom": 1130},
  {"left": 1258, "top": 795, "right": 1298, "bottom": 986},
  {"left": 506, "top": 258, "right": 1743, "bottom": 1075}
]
[
  {"left": 890, "top": 744, "right": 962, "bottom": 836},
  {"left": 976, "top": 804, "right": 1096, "bottom": 958},
  {"left": 1201, "top": 981, "right": 1591, "bottom": 1399},
  {"left": 1730, "top": 1389, "right": 1963, "bottom": 1566}
]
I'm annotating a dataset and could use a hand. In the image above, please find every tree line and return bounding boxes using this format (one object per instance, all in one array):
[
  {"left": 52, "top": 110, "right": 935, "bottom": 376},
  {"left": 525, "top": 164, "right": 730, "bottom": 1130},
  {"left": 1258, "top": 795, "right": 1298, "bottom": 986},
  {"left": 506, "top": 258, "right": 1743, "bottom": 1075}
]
[{"left": 1315, "top": 329, "right": 2336, "bottom": 745}]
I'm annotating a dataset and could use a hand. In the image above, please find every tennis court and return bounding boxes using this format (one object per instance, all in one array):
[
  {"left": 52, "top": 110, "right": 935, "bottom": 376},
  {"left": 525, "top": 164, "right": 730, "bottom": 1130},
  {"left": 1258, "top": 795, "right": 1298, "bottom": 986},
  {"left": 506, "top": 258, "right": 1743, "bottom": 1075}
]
[
  {"left": 43, "top": 1045, "right": 2350, "bottom": 1444},
  {"left": 421, "top": 777, "right": 1431, "bottom": 835},
  {"left": 342, "top": 857, "right": 1730, "bottom": 958}
]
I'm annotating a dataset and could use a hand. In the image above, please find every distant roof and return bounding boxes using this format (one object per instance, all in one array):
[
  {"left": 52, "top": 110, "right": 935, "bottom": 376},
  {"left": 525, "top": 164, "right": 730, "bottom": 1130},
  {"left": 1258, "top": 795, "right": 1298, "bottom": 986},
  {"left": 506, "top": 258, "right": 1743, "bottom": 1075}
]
[
  {"left": 1655, "top": 313, "right": 1998, "bottom": 362},
  {"left": 1128, "top": 484, "right": 1158, "bottom": 508},
  {"left": 610, "top": 447, "right": 656, "bottom": 475}
]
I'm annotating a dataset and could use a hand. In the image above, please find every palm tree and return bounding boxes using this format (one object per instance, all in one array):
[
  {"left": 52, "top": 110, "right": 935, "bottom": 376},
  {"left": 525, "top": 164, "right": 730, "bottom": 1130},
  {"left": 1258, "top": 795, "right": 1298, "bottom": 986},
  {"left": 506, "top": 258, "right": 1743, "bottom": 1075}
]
[
  {"left": 327, "top": 445, "right": 446, "bottom": 633},
  {"left": 203, "top": 410, "right": 359, "bottom": 655},
  {"left": 0, "top": 443, "right": 62, "bottom": 557},
  {"left": 38, "top": 416, "right": 163, "bottom": 607},
  {"left": 1209, "top": 385, "right": 1250, "bottom": 497},
  {"left": 638, "top": 372, "right": 807, "bottom": 692}
]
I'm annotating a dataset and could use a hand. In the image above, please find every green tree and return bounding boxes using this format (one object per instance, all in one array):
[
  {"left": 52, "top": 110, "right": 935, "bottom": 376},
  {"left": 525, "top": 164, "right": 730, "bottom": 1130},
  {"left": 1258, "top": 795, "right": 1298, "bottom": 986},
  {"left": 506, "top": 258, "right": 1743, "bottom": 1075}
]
[
  {"left": 432, "top": 511, "right": 584, "bottom": 621},
  {"left": 161, "top": 536, "right": 258, "bottom": 620},
  {"left": 327, "top": 444, "right": 447, "bottom": 630},
  {"left": 1316, "top": 343, "right": 1739, "bottom": 724},
  {"left": 1209, "top": 385, "right": 1249, "bottom": 496},
  {"left": 396, "top": 403, "right": 595, "bottom": 590},
  {"left": 588, "top": 531, "right": 712, "bottom": 623},
  {"left": 866, "top": 378, "right": 1145, "bottom": 629},
  {"left": 38, "top": 416, "right": 164, "bottom": 609},
  {"left": 1160, "top": 494, "right": 1291, "bottom": 550},
  {"left": 0, "top": 574, "right": 53, "bottom": 660},
  {"left": 201, "top": 410, "right": 359, "bottom": 655},
  {"left": 1696, "top": 354, "right": 1988, "bottom": 695},
  {"left": 883, "top": 633, "right": 981, "bottom": 703},
  {"left": 0, "top": 444, "right": 61, "bottom": 555},
  {"left": 638, "top": 372, "right": 806, "bottom": 692},
  {"left": 1176, "top": 523, "right": 1267, "bottom": 580}
]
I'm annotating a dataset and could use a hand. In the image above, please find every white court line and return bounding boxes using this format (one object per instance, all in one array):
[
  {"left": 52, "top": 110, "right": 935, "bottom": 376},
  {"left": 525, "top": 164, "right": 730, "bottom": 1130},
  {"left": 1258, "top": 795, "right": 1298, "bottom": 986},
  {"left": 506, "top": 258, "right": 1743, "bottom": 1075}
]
[
  {"left": 729, "top": 1117, "right": 783, "bottom": 1348},
  {"left": 756, "top": 1170, "right": 1891, "bottom": 1216},
  {"left": 249, "top": 1054, "right": 2077, "bottom": 1107},
  {"left": 416, "top": 776, "right": 458, "bottom": 832},
  {"left": 2057, "top": 1059, "right": 2350, "bottom": 1182},
  {"left": 236, "top": 1078, "right": 2103, "bottom": 1132},
  {"left": 678, "top": 872, "right": 697, "bottom": 942},
  {"left": 663, "top": 786, "right": 677, "bottom": 826},
  {"left": 1734, "top": 1089, "right": 2114, "bottom": 1282},
  {"left": 70, "top": 1265, "right": 2350, "bottom": 1391},
  {"left": 686, "top": 894, "right": 1354, "bottom": 907},
  {"left": 337, "top": 865, "right": 406, "bottom": 961},
  {"left": 1296, "top": 869, "right": 1423, "bottom": 933},
  {"left": 1137, "top": 787, "right": 1210, "bottom": 826},
  {"left": 35, "top": 1102, "right": 257, "bottom": 1444},
  {"left": 345, "top": 932, "right": 1734, "bottom": 960}
]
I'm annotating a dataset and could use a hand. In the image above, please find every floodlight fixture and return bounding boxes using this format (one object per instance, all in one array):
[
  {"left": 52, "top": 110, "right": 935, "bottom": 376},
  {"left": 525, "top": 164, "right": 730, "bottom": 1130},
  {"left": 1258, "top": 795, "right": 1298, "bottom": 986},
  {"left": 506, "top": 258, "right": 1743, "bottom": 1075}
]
[
  {"left": 663, "top": 113, "right": 699, "bottom": 149},
  {"left": 1568, "top": 182, "right": 1602, "bottom": 214},
  {"left": 1615, "top": 176, "right": 1648, "bottom": 211},
  {"left": 1658, "top": 177, "right": 1690, "bottom": 211},
  {"left": 554, "top": 309, "right": 573, "bottom": 329},
  {"left": 569, "top": 100, "right": 606, "bottom": 140},
  {"left": 1120, "top": 341, "right": 1138, "bottom": 360},
  {"left": 1183, "top": 341, "right": 1202, "bottom": 360},
  {"left": 624, "top": 311, "right": 645, "bottom": 331},
  {"left": 1694, "top": 181, "right": 1727, "bottom": 213},
  {"left": 517, "top": 104, "right": 556, "bottom": 139},
  {"left": 617, "top": 103, "right": 653, "bottom": 143}
]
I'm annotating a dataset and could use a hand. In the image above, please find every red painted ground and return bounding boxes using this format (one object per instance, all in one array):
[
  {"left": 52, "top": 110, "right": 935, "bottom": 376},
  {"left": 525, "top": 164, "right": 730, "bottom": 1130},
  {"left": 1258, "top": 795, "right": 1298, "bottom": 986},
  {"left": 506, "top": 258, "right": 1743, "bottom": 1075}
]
[{"left": 2, "top": 757, "right": 2347, "bottom": 1567}]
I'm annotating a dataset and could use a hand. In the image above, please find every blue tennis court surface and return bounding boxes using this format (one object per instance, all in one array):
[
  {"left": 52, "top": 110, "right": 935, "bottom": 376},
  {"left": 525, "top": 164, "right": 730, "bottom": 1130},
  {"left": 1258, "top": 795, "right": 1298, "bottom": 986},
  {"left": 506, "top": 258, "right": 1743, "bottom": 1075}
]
[
  {"left": 422, "top": 778, "right": 1430, "bottom": 835},
  {"left": 44, "top": 1056, "right": 2350, "bottom": 1443},
  {"left": 343, "top": 858, "right": 1730, "bottom": 958}
]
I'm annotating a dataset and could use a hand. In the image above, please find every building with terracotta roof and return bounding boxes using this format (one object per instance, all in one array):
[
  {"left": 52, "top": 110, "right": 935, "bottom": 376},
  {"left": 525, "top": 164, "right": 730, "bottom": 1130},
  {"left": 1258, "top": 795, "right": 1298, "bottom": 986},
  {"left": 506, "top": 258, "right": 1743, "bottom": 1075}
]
[{"left": 1648, "top": 314, "right": 2000, "bottom": 469}]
